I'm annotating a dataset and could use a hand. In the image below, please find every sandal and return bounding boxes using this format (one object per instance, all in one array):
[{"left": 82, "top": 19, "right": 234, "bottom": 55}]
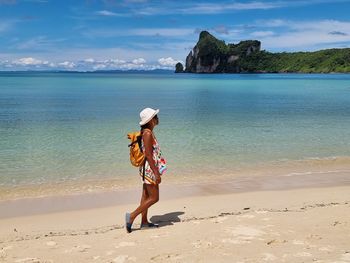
[{"left": 125, "top": 213, "right": 132, "bottom": 233}]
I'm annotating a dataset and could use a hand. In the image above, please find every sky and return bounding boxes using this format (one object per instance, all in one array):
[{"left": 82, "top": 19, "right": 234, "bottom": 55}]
[{"left": 1, "top": 0, "right": 350, "bottom": 71}]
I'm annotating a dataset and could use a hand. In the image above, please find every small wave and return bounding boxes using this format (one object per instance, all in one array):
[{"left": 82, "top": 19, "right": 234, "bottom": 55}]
[
  {"left": 272, "top": 155, "right": 350, "bottom": 166},
  {"left": 283, "top": 169, "right": 350, "bottom": 177}
]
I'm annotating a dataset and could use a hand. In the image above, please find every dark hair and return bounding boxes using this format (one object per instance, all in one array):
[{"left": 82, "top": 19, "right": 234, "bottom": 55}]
[
  {"left": 140, "top": 115, "right": 157, "bottom": 130},
  {"left": 140, "top": 122, "right": 151, "bottom": 130}
]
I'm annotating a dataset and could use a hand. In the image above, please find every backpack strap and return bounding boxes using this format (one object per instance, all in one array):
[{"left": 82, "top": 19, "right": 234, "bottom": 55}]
[
  {"left": 142, "top": 161, "right": 146, "bottom": 182},
  {"left": 136, "top": 134, "right": 143, "bottom": 153},
  {"left": 128, "top": 140, "right": 138, "bottom": 147}
]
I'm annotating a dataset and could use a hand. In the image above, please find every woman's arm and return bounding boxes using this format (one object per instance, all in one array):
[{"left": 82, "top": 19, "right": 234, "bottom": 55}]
[{"left": 143, "top": 130, "right": 161, "bottom": 184}]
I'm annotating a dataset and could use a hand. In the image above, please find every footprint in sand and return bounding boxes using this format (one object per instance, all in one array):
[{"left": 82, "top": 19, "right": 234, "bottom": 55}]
[
  {"left": 15, "top": 258, "right": 41, "bottom": 263},
  {"left": 238, "top": 214, "right": 255, "bottom": 219},
  {"left": 64, "top": 244, "right": 91, "bottom": 253},
  {"left": 222, "top": 238, "right": 250, "bottom": 245},
  {"left": 77, "top": 245, "right": 91, "bottom": 252},
  {"left": 115, "top": 241, "right": 136, "bottom": 248},
  {"left": 261, "top": 224, "right": 275, "bottom": 229},
  {"left": 211, "top": 216, "right": 228, "bottom": 223},
  {"left": 223, "top": 225, "right": 265, "bottom": 244},
  {"left": 0, "top": 250, "right": 6, "bottom": 260},
  {"left": 192, "top": 240, "right": 212, "bottom": 249},
  {"left": 46, "top": 241, "right": 57, "bottom": 247},
  {"left": 292, "top": 240, "right": 306, "bottom": 245},
  {"left": 341, "top": 252, "right": 350, "bottom": 261},
  {"left": 228, "top": 225, "right": 265, "bottom": 237},
  {"left": 0, "top": 246, "right": 13, "bottom": 260},
  {"left": 294, "top": 252, "right": 312, "bottom": 257},
  {"left": 150, "top": 253, "right": 183, "bottom": 262},
  {"left": 113, "top": 255, "right": 136, "bottom": 263},
  {"left": 226, "top": 225, "right": 265, "bottom": 240},
  {"left": 150, "top": 233, "right": 169, "bottom": 239},
  {"left": 256, "top": 210, "right": 269, "bottom": 214},
  {"left": 262, "top": 253, "right": 278, "bottom": 261},
  {"left": 2, "top": 246, "right": 13, "bottom": 251},
  {"left": 318, "top": 246, "right": 335, "bottom": 252}
]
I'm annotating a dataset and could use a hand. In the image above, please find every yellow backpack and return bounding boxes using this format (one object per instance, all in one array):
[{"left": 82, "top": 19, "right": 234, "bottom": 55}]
[{"left": 127, "top": 131, "right": 145, "bottom": 167}]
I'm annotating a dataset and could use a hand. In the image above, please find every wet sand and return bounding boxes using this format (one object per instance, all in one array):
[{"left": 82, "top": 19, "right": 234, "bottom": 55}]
[
  {"left": 0, "top": 169, "right": 349, "bottom": 219},
  {"left": 2, "top": 156, "right": 350, "bottom": 203}
]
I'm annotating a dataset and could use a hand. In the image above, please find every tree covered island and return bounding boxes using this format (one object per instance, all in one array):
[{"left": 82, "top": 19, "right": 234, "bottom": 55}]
[{"left": 176, "top": 31, "right": 350, "bottom": 73}]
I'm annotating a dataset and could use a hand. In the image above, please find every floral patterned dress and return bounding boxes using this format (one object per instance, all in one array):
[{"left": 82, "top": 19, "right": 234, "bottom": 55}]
[{"left": 139, "top": 132, "right": 166, "bottom": 185}]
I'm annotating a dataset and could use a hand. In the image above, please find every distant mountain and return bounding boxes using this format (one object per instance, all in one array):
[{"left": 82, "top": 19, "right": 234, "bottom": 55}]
[
  {"left": 0, "top": 69, "right": 173, "bottom": 74},
  {"left": 176, "top": 31, "right": 350, "bottom": 73},
  {"left": 92, "top": 69, "right": 173, "bottom": 74}
]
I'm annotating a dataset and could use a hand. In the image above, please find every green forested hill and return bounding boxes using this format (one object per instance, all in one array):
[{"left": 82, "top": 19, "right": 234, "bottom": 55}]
[{"left": 240, "top": 49, "right": 350, "bottom": 73}]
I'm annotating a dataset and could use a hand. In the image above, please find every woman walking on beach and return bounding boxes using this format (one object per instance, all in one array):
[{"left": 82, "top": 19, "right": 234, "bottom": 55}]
[{"left": 125, "top": 108, "right": 166, "bottom": 233}]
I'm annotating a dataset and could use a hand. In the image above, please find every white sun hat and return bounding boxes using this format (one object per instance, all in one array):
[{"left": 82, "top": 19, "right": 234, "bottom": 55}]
[{"left": 139, "top": 108, "right": 159, "bottom": 126}]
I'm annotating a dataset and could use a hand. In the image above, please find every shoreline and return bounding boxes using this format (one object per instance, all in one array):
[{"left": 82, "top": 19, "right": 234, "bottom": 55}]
[
  {"left": 1, "top": 166, "right": 349, "bottom": 219},
  {"left": 1, "top": 155, "right": 350, "bottom": 203}
]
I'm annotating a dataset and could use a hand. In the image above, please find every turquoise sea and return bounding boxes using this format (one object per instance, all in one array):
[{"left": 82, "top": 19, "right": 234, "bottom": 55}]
[{"left": 1, "top": 72, "right": 350, "bottom": 190}]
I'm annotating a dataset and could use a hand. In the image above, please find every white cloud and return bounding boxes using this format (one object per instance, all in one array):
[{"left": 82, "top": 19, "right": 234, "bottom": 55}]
[
  {"left": 252, "top": 19, "right": 350, "bottom": 50},
  {"left": 145, "top": 0, "right": 350, "bottom": 16},
  {"left": 262, "top": 31, "right": 350, "bottom": 50},
  {"left": 132, "top": 28, "right": 195, "bottom": 37},
  {"left": 158, "top": 57, "right": 183, "bottom": 67},
  {"left": 182, "top": 1, "right": 283, "bottom": 14},
  {"left": 250, "top": 31, "right": 275, "bottom": 37},
  {"left": 87, "top": 58, "right": 127, "bottom": 70},
  {"left": 1, "top": 56, "right": 173, "bottom": 71},
  {"left": 290, "top": 19, "right": 350, "bottom": 33},
  {"left": 83, "top": 28, "right": 195, "bottom": 38},
  {"left": 96, "top": 10, "right": 119, "bottom": 16},
  {"left": 0, "top": 20, "right": 14, "bottom": 32},
  {"left": 132, "top": 58, "right": 146, "bottom": 64},
  {"left": 109, "top": 59, "right": 126, "bottom": 64},
  {"left": 58, "top": 61, "right": 76, "bottom": 69},
  {"left": 113, "top": 1, "right": 287, "bottom": 16},
  {"left": 212, "top": 25, "right": 229, "bottom": 35},
  {"left": 116, "top": 0, "right": 345, "bottom": 16},
  {"left": 0, "top": 0, "right": 16, "bottom": 4},
  {"left": 124, "top": 0, "right": 148, "bottom": 3},
  {"left": 15, "top": 36, "right": 66, "bottom": 50},
  {"left": 257, "top": 19, "right": 289, "bottom": 27},
  {"left": 13, "top": 57, "right": 48, "bottom": 66},
  {"left": 84, "top": 58, "right": 95, "bottom": 63},
  {"left": 92, "top": 64, "right": 107, "bottom": 70},
  {"left": 0, "top": 59, "right": 13, "bottom": 68}
]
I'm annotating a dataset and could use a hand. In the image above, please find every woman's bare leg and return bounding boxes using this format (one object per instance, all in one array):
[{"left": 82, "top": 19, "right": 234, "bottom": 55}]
[
  {"left": 140, "top": 184, "right": 150, "bottom": 224},
  {"left": 129, "top": 184, "right": 159, "bottom": 224}
]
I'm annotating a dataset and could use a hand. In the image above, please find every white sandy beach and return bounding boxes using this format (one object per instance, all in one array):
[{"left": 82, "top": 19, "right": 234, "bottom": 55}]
[{"left": 1, "top": 183, "right": 350, "bottom": 263}]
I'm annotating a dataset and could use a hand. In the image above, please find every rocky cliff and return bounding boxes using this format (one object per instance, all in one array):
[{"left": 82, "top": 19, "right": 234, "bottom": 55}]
[{"left": 184, "top": 31, "right": 261, "bottom": 73}]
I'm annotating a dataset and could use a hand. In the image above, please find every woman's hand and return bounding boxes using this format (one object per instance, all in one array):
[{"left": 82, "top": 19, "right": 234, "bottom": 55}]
[{"left": 155, "top": 173, "right": 162, "bottom": 184}]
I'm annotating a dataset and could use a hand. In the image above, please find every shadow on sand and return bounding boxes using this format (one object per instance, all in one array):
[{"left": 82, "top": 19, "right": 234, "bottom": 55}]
[{"left": 150, "top": 211, "right": 185, "bottom": 227}]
